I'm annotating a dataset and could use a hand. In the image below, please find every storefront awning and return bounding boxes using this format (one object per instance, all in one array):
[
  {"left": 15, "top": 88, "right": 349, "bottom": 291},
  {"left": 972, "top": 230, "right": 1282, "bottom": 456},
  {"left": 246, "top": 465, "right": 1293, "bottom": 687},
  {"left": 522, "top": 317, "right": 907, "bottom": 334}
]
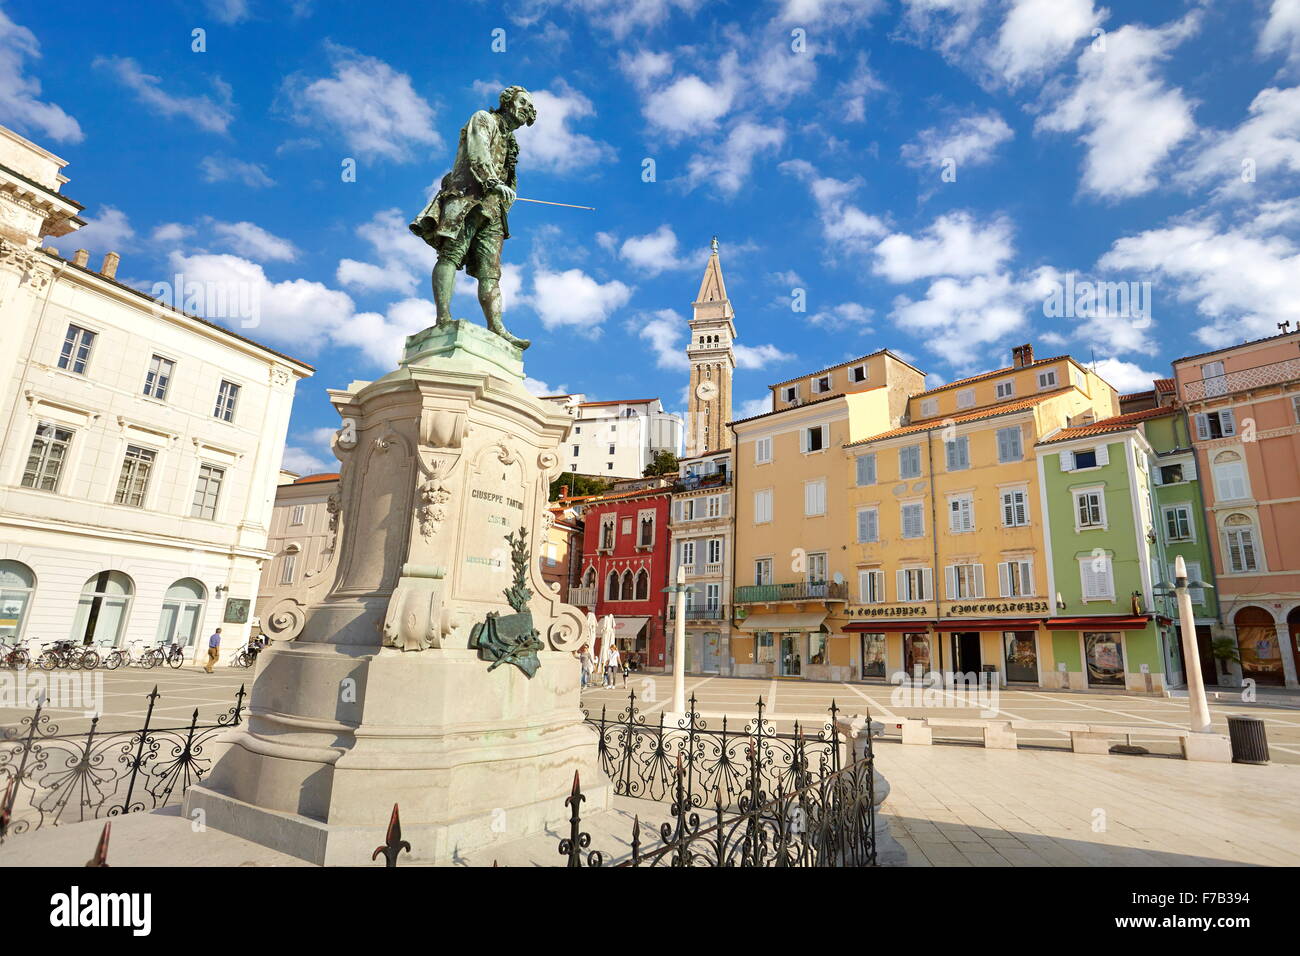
[
  {"left": 737, "top": 611, "right": 827, "bottom": 632},
  {"left": 1045, "top": 616, "right": 1152, "bottom": 630},
  {"left": 935, "top": 619, "right": 1043, "bottom": 632},
  {"left": 842, "top": 621, "right": 935, "bottom": 633},
  {"left": 613, "top": 617, "right": 648, "bottom": 639}
]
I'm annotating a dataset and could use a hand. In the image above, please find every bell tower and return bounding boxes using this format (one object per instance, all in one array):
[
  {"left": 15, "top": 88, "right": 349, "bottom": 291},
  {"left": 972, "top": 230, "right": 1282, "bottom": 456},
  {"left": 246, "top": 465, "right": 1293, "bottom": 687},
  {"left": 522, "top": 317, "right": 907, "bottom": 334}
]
[{"left": 685, "top": 237, "right": 736, "bottom": 458}]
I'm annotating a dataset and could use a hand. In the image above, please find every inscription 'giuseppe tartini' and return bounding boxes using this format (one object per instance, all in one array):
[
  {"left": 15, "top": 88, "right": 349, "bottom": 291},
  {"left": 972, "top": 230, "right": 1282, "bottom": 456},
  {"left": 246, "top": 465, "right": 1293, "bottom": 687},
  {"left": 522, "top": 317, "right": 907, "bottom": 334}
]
[{"left": 472, "top": 489, "right": 524, "bottom": 510}]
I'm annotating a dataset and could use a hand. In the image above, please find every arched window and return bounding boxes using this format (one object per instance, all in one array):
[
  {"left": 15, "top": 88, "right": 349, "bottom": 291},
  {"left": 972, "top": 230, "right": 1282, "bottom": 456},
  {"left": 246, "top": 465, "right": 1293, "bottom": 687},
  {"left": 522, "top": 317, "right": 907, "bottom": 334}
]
[
  {"left": 1223, "top": 513, "right": 1259, "bottom": 572},
  {"left": 635, "top": 569, "right": 650, "bottom": 601},
  {"left": 620, "top": 570, "right": 635, "bottom": 601},
  {"left": 606, "top": 570, "right": 620, "bottom": 600},
  {"left": 0, "top": 560, "right": 36, "bottom": 642},
  {"left": 1213, "top": 451, "right": 1249, "bottom": 501},
  {"left": 72, "top": 571, "right": 134, "bottom": 647},
  {"left": 583, "top": 566, "right": 597, "bottom": 589},
  {"left": 156, "top": 578, "right": 207, "bottom": 648}
]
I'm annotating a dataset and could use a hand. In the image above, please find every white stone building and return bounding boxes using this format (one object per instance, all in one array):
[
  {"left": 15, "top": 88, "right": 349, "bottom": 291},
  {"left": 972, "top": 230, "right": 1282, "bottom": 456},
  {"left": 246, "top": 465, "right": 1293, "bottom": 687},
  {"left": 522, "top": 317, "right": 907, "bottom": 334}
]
[
  {"left": 253, "top": 472, "right": 339, "bottom": 639},
  {"left": 0, "top": 124, "right": 313, "bottom": 665},
  {"left": 670, "top": 449, "right": 734, "bottom": 674},
  {"left": 542, "top": 395, "right": 682, "bottom": 478}
]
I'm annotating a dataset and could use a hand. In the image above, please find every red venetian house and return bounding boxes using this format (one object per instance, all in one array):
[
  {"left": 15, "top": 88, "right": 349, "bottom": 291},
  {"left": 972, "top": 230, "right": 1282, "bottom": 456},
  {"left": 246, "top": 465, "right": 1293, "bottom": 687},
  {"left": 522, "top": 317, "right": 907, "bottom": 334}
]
[{"left": 566, "top": 479, "right": 673, "bottom": 671}]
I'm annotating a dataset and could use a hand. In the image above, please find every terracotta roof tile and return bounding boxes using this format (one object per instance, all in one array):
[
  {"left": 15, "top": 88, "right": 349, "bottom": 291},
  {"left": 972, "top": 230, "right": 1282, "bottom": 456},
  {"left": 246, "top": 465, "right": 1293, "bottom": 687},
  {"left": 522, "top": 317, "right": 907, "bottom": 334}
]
[
  {"left": 1154, "top": 378, "right": 1176, "bottom": 393},
  {"left": 844, "top": 388, "right": 1073, "bottom": 447},
  {"left": 1037, "top": 406, "right": 1174, "bottom": 445},
  {"left": 293, "top": 473, "right": 339, "bottom": 484},
  {"left": 911, "top": 355, "right": 1072, "bottom": 397}
]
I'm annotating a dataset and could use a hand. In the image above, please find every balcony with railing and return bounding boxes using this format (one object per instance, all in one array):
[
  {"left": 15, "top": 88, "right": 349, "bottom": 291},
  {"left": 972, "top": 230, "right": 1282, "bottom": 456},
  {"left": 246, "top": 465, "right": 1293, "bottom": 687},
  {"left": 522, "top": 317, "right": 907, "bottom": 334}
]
[
  {"left": 733, "top": 581, "right": 849, "bottom": 605},
  {"left": 668, "top": 604, "right": 728, "bottom": 621},
  {"left": 1181, "top": 357, "right": 1300, "bottom": 401},
  {"left": 569, "top": 586, "right": 597, "bottom": 607}
]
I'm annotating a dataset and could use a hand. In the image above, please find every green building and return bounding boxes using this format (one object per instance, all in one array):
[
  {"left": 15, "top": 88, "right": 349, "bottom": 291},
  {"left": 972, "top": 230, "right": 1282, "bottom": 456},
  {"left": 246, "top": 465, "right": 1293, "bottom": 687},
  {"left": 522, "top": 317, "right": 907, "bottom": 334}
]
[{"left": 1035, "top": 407, "right": 1179, "bottom": 693}]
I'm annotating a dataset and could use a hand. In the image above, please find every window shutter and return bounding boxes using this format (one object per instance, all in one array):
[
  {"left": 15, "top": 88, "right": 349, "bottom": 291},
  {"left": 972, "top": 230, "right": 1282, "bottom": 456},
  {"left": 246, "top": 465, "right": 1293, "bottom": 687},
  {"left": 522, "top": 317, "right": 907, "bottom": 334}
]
[
  {"left": 959, "top": 437, "right": 970, "bottom": 468},
  {"left": 998, "top": 562, "right": 1010, "bottom": 598},
  {"left": 799, "top": 429, "right": 808, "bottom": 453},
  {"left": 921, "top": 567, "right": 933, "bottom": 601},
  {"left": 856, "top": 454, "right": 875, "bottom": 486},
  {"left": 896, "top": 570, "right": 905, "bottom": 600},
  {"left": 1002, "top": 493, "right": 1014, "bottom": 526},
  {"left": 1060, "top": 450, "right": 1073, "bottom": 471},
  {"left": 973, "top": 564, "right": 985, "bottom": 598},
  {"left": 945, "top": 566, "right": 956, "bottom": 599},
  {"left": 1195, "top": 414, "right": 1210, "bottom": 440},
  {"left": 1020, "top": 560, "right": 1034, "bottom": 596},
  {"left": 1096, "top": 444, "right": 1110, "bottom": 466}
]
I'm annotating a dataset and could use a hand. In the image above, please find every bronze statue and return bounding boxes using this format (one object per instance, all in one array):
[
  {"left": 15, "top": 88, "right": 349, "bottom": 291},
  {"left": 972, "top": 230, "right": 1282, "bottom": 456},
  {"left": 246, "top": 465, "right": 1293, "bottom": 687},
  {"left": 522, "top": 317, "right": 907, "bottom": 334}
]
[{"left": 410, "top": 85, "right": 536, "bottom": 351}]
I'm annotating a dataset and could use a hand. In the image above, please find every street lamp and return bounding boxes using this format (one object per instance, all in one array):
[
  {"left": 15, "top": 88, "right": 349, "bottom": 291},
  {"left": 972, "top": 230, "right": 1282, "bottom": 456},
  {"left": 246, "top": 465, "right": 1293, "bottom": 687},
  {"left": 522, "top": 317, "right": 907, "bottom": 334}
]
[
  {"left": 661, "top": 566, "right": 697, "bottom": 717},
  {"left": 1155, "top": 555, "right": 1215, "bottom": 733}
]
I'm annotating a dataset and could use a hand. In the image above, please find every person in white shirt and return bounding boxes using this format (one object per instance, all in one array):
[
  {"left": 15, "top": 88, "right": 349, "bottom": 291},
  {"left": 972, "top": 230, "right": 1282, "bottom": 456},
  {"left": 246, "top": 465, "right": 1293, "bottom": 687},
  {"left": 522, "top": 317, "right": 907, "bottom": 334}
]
[{"left": 605, "top": 646, "right": 620, "bottom": 688}]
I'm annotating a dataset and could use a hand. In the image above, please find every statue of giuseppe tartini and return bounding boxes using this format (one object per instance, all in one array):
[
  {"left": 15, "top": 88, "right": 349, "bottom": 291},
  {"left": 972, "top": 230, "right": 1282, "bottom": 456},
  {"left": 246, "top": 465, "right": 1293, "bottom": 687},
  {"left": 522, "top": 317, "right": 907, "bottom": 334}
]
[{"left": 409, "top": 85, "right": 536, "bottom": 351}]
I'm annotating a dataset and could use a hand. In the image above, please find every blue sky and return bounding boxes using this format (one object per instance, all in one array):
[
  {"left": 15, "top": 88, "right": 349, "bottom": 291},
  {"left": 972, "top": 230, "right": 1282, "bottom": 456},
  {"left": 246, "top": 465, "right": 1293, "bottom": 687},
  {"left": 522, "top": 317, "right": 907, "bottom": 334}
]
[{"left": 3, "top": 0, "right": 1299, "bottom": 474}]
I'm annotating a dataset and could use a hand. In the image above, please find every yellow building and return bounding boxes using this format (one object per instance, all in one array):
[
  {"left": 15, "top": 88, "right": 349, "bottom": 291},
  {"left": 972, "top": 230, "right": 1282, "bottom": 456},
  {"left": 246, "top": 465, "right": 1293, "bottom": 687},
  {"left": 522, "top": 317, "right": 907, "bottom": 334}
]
[
  {"left": 729, "top": 349, "right": 925, "bottom": 679},
  {"left": 730, "top": 343, "right": 1120, "bottom": 684}
]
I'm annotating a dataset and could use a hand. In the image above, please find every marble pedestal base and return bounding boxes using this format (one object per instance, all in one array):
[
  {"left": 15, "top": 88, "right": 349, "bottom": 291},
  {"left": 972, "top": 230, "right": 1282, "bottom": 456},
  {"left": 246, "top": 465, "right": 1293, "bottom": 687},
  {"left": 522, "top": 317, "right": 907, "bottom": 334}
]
[{"left": 184, "top": 642, "right": 609, "bottom": 866}]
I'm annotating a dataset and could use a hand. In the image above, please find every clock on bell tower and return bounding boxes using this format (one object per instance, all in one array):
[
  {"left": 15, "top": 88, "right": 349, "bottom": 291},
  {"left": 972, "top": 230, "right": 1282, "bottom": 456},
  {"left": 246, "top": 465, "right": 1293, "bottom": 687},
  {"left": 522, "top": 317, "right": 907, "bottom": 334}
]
[{"left": 685, "top": 237, "right": 736, "bottom": 458}]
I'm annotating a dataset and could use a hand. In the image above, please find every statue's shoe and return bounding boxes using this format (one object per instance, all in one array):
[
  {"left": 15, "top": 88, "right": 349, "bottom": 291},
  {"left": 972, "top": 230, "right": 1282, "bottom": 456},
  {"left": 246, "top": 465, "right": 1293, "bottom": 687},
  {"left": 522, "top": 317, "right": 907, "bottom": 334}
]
[{"left": 489, "top": 323, "right": 531, "bottom": 351}]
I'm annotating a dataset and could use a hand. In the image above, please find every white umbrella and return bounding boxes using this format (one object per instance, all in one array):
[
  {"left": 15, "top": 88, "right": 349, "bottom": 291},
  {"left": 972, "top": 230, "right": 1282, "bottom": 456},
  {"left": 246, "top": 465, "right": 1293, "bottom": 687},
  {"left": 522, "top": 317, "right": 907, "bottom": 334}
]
[
  {"left": 584, "top": 612, "right": 598, "bottom": 668},
  {"left": 601, "top": 615, "right": 617, "bottom": 670}
]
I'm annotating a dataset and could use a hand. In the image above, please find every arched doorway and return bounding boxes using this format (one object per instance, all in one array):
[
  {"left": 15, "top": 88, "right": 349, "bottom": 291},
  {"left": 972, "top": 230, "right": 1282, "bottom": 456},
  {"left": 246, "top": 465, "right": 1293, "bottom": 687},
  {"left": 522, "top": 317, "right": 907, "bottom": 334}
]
[
  {"left": 1288, "top": 607, "right": 1300, "bottom": 686},
  {"left": 156, "top": 578, "right": 207, "bottom": 648},
  {"left": 1234, "top": 606, "right": 1284, "bottom": 686},
  {"left": 71, "top": 571, "right": 134, "bottom": 647},
  {"left": 0, "top": 560, "right": 36, "bottom": 642}
]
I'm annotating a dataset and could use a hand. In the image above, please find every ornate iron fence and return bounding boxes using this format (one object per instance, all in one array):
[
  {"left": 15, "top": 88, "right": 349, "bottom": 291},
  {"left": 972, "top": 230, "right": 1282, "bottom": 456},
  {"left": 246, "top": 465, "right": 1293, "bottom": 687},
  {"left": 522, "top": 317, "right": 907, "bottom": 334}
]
[
  {"left": 0, "top": 684, "right": 246, "bottom": 841},
  {"left": 585, "top": 692, "right": 844, "bottom": 811},
  {"left": 561, "top": 735, "right": 876, "bottom": 867}
]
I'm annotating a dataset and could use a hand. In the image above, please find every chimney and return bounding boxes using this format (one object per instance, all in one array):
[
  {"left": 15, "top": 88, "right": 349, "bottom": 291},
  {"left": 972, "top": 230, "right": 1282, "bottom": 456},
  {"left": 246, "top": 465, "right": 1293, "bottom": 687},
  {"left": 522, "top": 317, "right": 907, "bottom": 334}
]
[
  {"left": 559, "top": 484, "right": 569, "bottom": 500},
  {"left": 72, "top": 249, "right": 90, "bottom": 267},
  {"left": 100, "top": 252, "right": 120, "bottom": 280},
  {"left": 1012, "top": 343, "right": 1034, "bottom": 368}
]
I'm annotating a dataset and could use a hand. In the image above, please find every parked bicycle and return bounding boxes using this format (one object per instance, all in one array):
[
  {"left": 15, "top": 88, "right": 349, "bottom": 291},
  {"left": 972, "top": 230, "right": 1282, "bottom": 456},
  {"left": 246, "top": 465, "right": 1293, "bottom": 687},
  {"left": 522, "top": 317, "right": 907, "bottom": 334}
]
[
  {"left": 0, "top": 638, "right": 31, "bottom": 669},
  {"left": 231, "top": 637, "right": 266, "bottom": 668},
  {"left": 36, "top": 640, "right": 100, "bottom": 670},
  {"left": 139, "top": 640, "right": 186, "bottom": 669},
  {"left": 103, "top": 638, "right": 150, "bottom": 670}
]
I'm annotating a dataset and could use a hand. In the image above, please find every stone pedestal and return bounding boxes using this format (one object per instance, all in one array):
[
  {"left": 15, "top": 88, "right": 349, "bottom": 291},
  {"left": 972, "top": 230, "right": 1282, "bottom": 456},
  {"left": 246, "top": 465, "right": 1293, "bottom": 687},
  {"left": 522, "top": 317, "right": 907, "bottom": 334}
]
[{"left": 185, "top": 321, "right": 607, "bottom": 865}]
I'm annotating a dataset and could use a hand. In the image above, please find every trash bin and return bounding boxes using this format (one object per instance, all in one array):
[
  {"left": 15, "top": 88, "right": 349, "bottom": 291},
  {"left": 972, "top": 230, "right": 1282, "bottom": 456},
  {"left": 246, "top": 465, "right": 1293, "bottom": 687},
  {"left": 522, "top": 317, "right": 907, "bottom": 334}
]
[{"left": 1226, "top": 714, "right": 1269, "bottom": 765}]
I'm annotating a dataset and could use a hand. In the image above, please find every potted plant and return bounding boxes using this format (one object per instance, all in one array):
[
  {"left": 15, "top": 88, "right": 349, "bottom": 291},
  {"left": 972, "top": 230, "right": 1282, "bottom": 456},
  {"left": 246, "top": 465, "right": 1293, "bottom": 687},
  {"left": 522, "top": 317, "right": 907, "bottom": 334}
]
[{"left": 1210, "top": 637, "right": 1241, "bottom": 685}]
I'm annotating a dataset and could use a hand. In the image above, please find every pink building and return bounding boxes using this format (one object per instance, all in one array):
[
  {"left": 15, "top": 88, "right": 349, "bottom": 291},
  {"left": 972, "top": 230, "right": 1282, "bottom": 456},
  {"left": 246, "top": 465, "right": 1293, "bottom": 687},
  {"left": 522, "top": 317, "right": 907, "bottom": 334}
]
[{"left": 1173, "top": 329, "right": 1300, "bottom": 687}]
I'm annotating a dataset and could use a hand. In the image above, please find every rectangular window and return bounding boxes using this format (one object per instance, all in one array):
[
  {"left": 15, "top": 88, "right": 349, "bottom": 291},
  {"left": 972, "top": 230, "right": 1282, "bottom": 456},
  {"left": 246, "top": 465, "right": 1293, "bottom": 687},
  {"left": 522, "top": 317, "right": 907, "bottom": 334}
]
[
  {"left": 944, "top": 435, "right": 970, "bottom": 471},
  {"left": 856, "top": 507, "right": 879, "bottom": 543},
  {"left": 608, "top": 444, "right": 615, "bottom": 455},
  {"left": 680, "top": 540, "right": 696, "bottom": 569},
  {"left": 1172, "top": 560, "right": 1207, "bottom": 604},
  {"left": 1194, "top": 410, "right": 1236, "bottom": 439},
  {"left": 782, "top": 386, "right": 797, "bottom": 403},
  {"left": 850, "top": 364, "right": 867, "bottom": 383},
  {"left": 1001, "top": 488, "right": 1029, "bottom": 527},
  {"left": 1075, "top": 489, "right": 1105, "bottom": 529},
  {"left": 897, "top": 567, "right": 931, "bottom": 602},
  {"left": 571, "top": 445, "right": 580, "bottom": 456},
  {"left": 755, "top": 437, "right": 772, "bottom": 464},
  {"left": 803, "top": 479, "right": 826, "bottom": 516},
  {"left": 801, "top": 424, "right": 828, "bottom": 453},
  {"left": 948, "top": 494, "right": 974, "bottom": 533},
  {"left": 995, "top": 379, "right": 1014, "bottom": 399},
  {"left": 1214, "top": 458, "right": 1249, "bottom": 501},
  {"left": 858, "top": 569, "right": 884, "bottom": 604},
  {"left": 1000, "top": 559, "right": 1035, "bottom": 597},
  {"left": 1226, "top": 527, "right": 1259, "bottom": 573},
  {"left": 812, "top": 374, "right": 832, "bottom": 394},
  {"left": 621, "top": 517, "right": 633, "bottom": 536},
  {"left": 1293, "top": 396, "right": 1300, "bottom": 424},
  {"left": 679, "top": 498, "right": 695, "bottom": 521},
  {"left": 947, "top": 563, "right": 984, "bottom": 599},
  {"left": 1079, "top": 555, "right": 1114, "bottom": 600},
  {"left": 191, "top": 464, "right": 225, "bottom": 520},
  {"left": 855, "top": 452, "right": 876, "bottom": 486},
  {"left": 58, "top": 324, "right": 96, "bottom": 374},
  {"left": 920, "top": 397, "right": 938, "bottom": 417},
  {"left": 1159, "top": 463, "right": 1184, "bottom": 484},
  {"left": 706, "top": 538, "right": 722, "bottom": 565},
  {"left": 1037, "top": 369, "right": 1058, "bottom": 389},
  {"left": 901, "top": 501, "right": 925, "bottom": 539},
  {"left": 899, "top": 444, "right": 922, "bottom": 479},
  {"left": 279, "top": 554, "right": 297, "bottom": 586},
  {"left": 996, "top": 425, "right": 1023, "bottom": 462},
  {"left": 705, "top": 495, "right": 721, "bottom": 518},
  {"left": 600, "top": 515, "right": 615, "bottom": 550},
  {"left": 142, "top": 355, "right": 175, "bottom": 400},
  {"left": 1060, "top": 445, "right": 1108, "bottom": 471},
  {"left": 114, "top": 445, "right": 156, "bottom": 507},
  {"left": 754, "top": 558, "right": 773, "bottom": 585},
  {"left": 754, "top": 489, "right": 773, "bottom": 524},
  {"left": 22, "top": 422, "right": 74, "bottom": 492},
  {"left": 290, "top": 504, "right": 306, "bottom": 525},
  {"left": 214, "top": 380, "right": 241, "bottom": 422},
  {"left": 956, "top": 388, "right": 975, "bottom": 409},
  {"left": 1163, "top": 504, "right": 1193, "bottom": 542}
]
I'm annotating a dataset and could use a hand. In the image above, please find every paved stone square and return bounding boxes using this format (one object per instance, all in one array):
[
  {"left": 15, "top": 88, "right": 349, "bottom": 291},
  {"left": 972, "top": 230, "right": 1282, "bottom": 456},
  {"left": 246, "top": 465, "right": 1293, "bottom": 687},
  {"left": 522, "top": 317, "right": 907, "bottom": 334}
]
[{"left": 582, "top": 673, "right": 1300, "bottom": 764}]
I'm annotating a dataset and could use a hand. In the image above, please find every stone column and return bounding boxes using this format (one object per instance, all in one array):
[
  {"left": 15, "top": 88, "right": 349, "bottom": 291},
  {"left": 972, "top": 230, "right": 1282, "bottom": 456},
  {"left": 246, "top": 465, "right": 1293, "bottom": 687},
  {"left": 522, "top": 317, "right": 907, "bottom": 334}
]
[{"left": 186, "top": 321, "right": 608, "bottom": 865}]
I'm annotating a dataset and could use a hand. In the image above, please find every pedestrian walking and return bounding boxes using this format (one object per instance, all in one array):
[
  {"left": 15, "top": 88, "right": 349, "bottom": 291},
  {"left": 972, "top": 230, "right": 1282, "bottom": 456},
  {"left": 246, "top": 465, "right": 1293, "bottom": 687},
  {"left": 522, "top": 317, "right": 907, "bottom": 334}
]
[
  {"left": 620, "top": 650, "right": 630, "bottom": 688},
  {"left": 578, "top": 645, "right": 592, "bottom": 689},
  {"left": 607, "top": 645, "right": 621, "bottom": 688},
  {"left": 204, "top": 628, "right": 222, "bottom": 673}
]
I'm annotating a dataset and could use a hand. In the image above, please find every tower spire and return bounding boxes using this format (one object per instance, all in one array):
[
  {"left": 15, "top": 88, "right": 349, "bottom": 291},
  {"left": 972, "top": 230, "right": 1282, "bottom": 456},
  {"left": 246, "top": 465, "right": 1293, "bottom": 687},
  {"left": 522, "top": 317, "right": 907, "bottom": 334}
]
[{"left": 684, "top": 238, "right": 736, "bottom": 458}]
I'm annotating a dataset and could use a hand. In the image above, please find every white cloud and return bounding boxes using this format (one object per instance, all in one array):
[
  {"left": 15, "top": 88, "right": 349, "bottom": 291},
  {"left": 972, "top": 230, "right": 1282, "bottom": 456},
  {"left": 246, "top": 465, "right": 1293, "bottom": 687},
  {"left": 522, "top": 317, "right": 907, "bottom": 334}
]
[
  {"left": 617, "top": 225, "right": 704, "bottom": 275},
  {"left": 513, "top": 0, "right": 704, "bottom": 40},
  {"left": 152, "top": 223, "right": 192, "bottom": 244},
  {"left": 530, "top": 268, "right": 633, "bottom": 330},
  {"left": 686, "top": 120, "right": 785, "bottom": 195},
  {"left": 621, "top": 50, "right": 674, "bottom": 87},
  {"left": 1097, "top": 209, "right": 1300, "bottom": 347},
  {"left": 805, "top": 302, "right": 874, "bottom": 330},
  {"left": 200, "top": 155, "right": 275, "bottom": 188},
  {"left": 642, "top": 52, "right": 741, "bottom": 137},
  {"left": 736, "top": 394, "right": 773, "bottom": 419},
  {"left": 873, "top": 212, "right": 1015, "bottom": 283},
  {"left": 775, "top": 0, "right": 886, "bottom": 26},
  {"left": 331, "top": 297, "right": 437, "bottom": 367},
  {"left": 53, "top": 207, "right": 134, "bottom": 256},
  {"left": 1259, "top": 0, "right": 1300, "bottom": 67},
  {"left": 524, "top": 376, "right": 569, "bottom": 397},
  {"left": 898, "top": 0, "right": 990, "bottom": 59},
  {"left": 1036, "top": 16, "right": 1199, "bottom": 199},
  {"left": 900, "top": 111, "right": 1013, "bottom": 171},
  {"left": 0, "top": 9, "right": 82, "bottom": 142},
  {"left": 836, "top": 53, "right": 886, "bottom": 122},
  {"left": 1091, "top": 358, "right": 1161, "bottom": 394},
  {"left": 281, "top": 445, "right": 332, "bottom": 475},
  {"left": 988, "top": 0, "right": 1103, "bottom": 86},
  {"left": 94, "top": 56, "right": 235, "bottom": 134},
  {"left": 211, "top": 221, "right": 298, "bottom": 262},
  {"left": 522, "top": 81, "right": 616, "bottom": 174},
  {"left": 1179, "top": 86, "right": 1300, "bottom": 197},
  {"left": 735, "top": 343, "right": 796, "bottom": 369},
  {"left": 780, "top": 159, "right": 888, "bottom": 255},
  {"left": 204, "top": 0, "right": 252, "bottom": 24},
  {"left": 631, "top": 308, "right": 690, "bottom": 370},
  {"left": 283, "top": 44, "right": 439, "bottom": 162},
  {"left": 336, "top": 207, "right": 437, "bottom": 294}
]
